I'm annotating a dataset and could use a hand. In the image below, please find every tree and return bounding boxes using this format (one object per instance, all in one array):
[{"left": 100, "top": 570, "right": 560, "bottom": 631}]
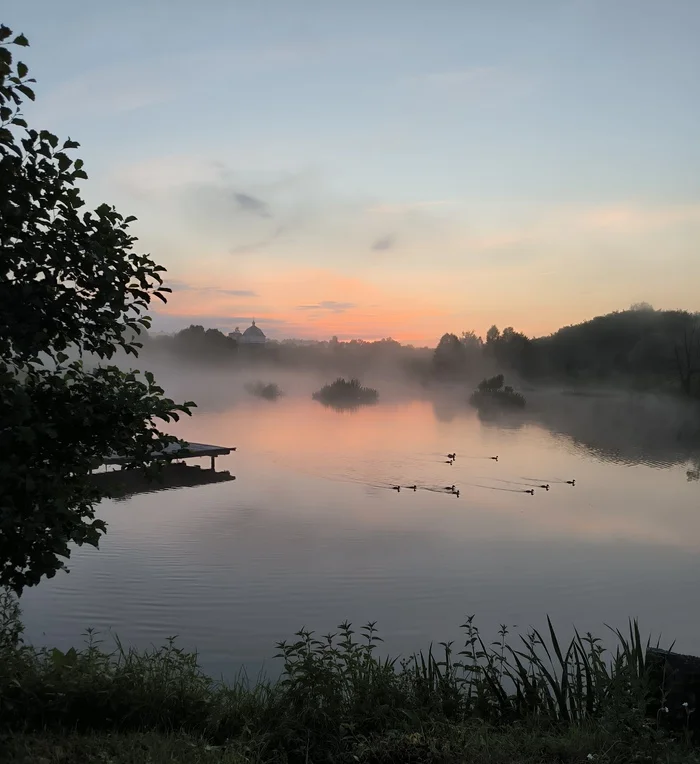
[
  {"left": 460, "top": 330, "right": 483, "bottom": 353},
  {"left": 486, "top": 325, "right": 500, "bottom": 345},
  {"left": 432, "top": 333, "right": 466, "bottom": 377},
  {"left": 0, "top": 25, "right": 194, "bottom": 594},
  {"left": 674, "top": 321, "right": 700, "bottom": 397}
]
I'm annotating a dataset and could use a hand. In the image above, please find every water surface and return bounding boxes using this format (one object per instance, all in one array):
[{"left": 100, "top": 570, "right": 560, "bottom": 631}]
[{"left": 20, "top": 392, "right": 700, "bottom": 678}]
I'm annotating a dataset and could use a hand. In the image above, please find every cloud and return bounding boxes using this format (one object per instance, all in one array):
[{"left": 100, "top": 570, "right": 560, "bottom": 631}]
[
  {"left": 577, "top": 203, "right": 700, "bottom": 234},
  {"left": 167, "top": 280, "right": 258, "bottom": 297},
  {"left": 403, "top": 67, "right": 532, "bottom": 105},
  {"left": 368, "top": 200, "right": 462, "bottom": 214},
  {"left": 229, "top": 224, "right": 288, "bottom": 255},
  {"left": 297, "top": 301, "right": 357, "bottom": 313},
  {"left": 233, "top": 192, "right": 271, "bottom": 218},
  {"left": 371, "top": 234, "right": 396, "bottom": 251},
  {"left": 411, "top": 67, "right": 501, "bottom": 90},
  {"left": 36, "top": 44, "right": 323, "bottom": 122}
]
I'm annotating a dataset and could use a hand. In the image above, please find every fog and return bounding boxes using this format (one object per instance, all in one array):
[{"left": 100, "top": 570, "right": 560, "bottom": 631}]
[{"left": 104, "top": 340, "right": 700, "bottom": 478}]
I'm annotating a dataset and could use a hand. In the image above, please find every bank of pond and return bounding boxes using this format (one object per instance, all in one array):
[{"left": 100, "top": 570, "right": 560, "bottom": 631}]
[{"left": 1, "top": 591, "right": 698, "bottom": 764}]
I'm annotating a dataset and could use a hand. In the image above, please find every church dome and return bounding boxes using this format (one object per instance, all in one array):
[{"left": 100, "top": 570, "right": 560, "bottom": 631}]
[{"left": 240, "top": 320, "right": 266, "bottom": 344}]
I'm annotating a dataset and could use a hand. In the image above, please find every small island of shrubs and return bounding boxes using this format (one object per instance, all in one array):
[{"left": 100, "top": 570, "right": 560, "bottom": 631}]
[
  {"left": 469, "top": 374, "right": 526, "bottom": 409},
  {"left": 246, "top": 381, "right": 283, "bottom": 401},
  {"left": 312, "top": 377, "right": 378, "bottom": 408}
]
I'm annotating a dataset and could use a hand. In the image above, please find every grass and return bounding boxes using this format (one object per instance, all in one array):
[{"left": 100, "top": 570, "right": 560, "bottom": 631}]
[
  {"left": 312, "top": 377, "right": 379, "bottom": 409},
  {"left": 1, "top": 590, "right": 698, "bottom": 763}
]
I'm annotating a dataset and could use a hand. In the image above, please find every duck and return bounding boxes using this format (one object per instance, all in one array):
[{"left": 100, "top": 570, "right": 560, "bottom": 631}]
[
  {"left": 446, "top": 453, "right": 456, "bottom": 460},
  {"left": 539, "top": 484, "right": 550, "bottom": 491},
  {"left": 452, "top": 489, "right": 460, "bottom": 498},
  {"left": 392, "top": 485, "right": 401, "bottom": 492},
  {"left": 524, "top": 489, "right": 535, "bottom": 495},
  {"left": 444, "top": 459, "right": 454, "bottom": 465},
  {"left": 491, "top": 456, "right": 499, "bottom": 461},
  {"left": 406, "top": 485, "right": 417, "bottom": 491},
  {"left": 566, "top": 480, "right": 576, "bottom": 486},
  {"left": 444, "top": 485, "right": 456, "bottom": 492}
]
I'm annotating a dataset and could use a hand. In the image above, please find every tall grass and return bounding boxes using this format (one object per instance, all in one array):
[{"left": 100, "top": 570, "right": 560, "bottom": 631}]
[{"left": 0, "top": 592, "right": 681, "bottom": 762}]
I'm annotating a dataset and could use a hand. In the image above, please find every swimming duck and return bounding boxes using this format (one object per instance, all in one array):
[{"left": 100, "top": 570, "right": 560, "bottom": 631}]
[
  {"left": 444, "top": 460, "right": 454, "bottom": 465},
  {"left": 566, "top": 480, "right": 576, "bottom": 486},
  {"left": 452, "top": 489, "right": 460, "bottom": 498},
  {"left": 406, "top": 485, "right": 417, "bottom": 491},
  {"left": 446, "top": 453, "right": 456, "bottom": 460},
  {"left": 491, "top": 456, "right": 499, "bottom": 461},
  {"left": 444, "top": 485, "right": 455, "bottom": 491},
  {"left": 540, "top": 484, "right": 550, "bottom": 491},
  {"left": 392, "top": 485, "right": 401, "bottom": 492},
  {"left": 525, "top": 489, "right": 535, "bottom": 495}
]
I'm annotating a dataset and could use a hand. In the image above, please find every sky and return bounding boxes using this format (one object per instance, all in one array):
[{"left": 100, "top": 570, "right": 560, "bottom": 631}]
[{"left": 6, "top": 0, "right": 700, "bottom": 344}]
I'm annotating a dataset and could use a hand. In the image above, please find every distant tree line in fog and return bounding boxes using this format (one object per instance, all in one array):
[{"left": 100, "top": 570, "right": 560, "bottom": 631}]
[{"left": 140, "top": 305, "right": 700, "bottom": 398}]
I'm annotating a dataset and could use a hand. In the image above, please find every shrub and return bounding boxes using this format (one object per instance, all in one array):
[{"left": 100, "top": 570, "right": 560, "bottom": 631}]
[
  {"left": 312, "top": 378, "right": 378, "bottom": 409},
  {"left": 246, "top": 382, "right": 283, "bottom": 401}
]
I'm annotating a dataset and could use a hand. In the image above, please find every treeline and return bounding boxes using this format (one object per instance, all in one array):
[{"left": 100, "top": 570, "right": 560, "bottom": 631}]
[
  {"left": 142, "top": 328, "right": 431, "bottom": 376},
  {"left": 142, "top": 306, "right": 700, "bottom": 396},
  {"left": 433, "top": 306, "right": 700, "bottom": 396}
]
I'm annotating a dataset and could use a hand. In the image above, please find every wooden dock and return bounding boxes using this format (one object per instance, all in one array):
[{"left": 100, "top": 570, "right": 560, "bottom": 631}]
[
  {"left": 91, "top": 462, "right": 236, "bottom": 500},
  {"left": 103, "top": 442, "right": 235, "bottom": 471}
]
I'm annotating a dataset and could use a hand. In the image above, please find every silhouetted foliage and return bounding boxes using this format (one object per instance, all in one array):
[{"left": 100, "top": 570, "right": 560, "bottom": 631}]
[
  {"left": 534, "top": 309, "right": 700, "bottom": 393},
  {"left": 432, "top": 333, "right": 467, "bottom": 377},
  {"left": 477, "top": 374, "right": 504, "bottom": 392},
  {"left": 246, "top": 381, "right": 282, "bottom": 400},
  {"left": 312, "top": 378, "right": 378, "bottom": 408},
  {"left": 0, "top": 26, "right": 194, "bottom": 593},
  {"left": 471, "top": 376, "right": 526, "bottom": 409}
]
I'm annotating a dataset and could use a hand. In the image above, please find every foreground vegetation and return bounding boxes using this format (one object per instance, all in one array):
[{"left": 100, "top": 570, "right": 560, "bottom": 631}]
[
  {"left": 1, "top": 591, "right": 698, "bottom": 763},
  {"left": 312, "top": 377, "right": 379, "bottom": 408}
]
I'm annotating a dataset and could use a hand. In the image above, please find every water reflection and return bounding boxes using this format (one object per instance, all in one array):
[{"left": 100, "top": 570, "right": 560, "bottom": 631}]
[
  {"left": 18, "top": 391, "right": 700, "bottom": 680},
  {"left": 91, "top": 463, "right": 236, "bottom": 501},
  {"left": 476, "top": 390, "right": 700, "bottom": 473}
]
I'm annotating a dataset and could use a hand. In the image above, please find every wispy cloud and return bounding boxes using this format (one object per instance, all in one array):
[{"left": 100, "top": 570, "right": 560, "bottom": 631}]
[
  {"left": 405, "top": 66, "right": 530, "bottom": 102},
  {"left": 167, "top": 280, "right": 258, "bottom": 297},
  {"left": 297, "top": 301, "right": 357, "bottom": 313},
  {"left": 36, "top": 44, "right": 322, "bottom": 122},
  {"left": 229, "top": 224, "right": 288, "bottom": 255},
  {"left": 369, "top": 200, "right": 462, "bottom": 214},
  {"left": 577, "top": 203, "right": 700, "bottom": 234},
  {"left": 233, "top": 192, "right": 271, "bottom": 218},
  {"left": 410, "top": 66, "right": 502, "bottom": 90},
  {"left": 372, "top": 234, "right": 396, "bottom": 251}
]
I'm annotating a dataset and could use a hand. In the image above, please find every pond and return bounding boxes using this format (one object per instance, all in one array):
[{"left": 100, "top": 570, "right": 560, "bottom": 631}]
[{"left": 19, "top": 387, "right": 700, "bottom": 679}]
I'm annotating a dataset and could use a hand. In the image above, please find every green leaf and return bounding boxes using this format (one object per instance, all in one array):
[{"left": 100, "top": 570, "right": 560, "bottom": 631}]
[
  {"left": 0, "top": 25, "right": 12, "bottom": 41},
  {"left": 12, "top": 33, "right": 30, "bottom": 46},
  {"left": 17, "top": 61, "right": 28, "bottom": 78}
]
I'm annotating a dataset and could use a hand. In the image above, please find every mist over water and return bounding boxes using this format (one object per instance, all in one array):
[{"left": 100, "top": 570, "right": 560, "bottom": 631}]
[{"left": 19, "top": 365, "right": 700, "bottom": 679}]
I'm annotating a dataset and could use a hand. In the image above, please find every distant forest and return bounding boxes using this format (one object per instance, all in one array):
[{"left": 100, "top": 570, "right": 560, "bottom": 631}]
[{"left": 140, "top": 305, "right": 700, "bottom": 398}]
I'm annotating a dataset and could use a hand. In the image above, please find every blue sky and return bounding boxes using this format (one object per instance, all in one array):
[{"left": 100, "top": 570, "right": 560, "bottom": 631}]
[{"left": 6, "top": 0, "right": 700, "bottom": 342}]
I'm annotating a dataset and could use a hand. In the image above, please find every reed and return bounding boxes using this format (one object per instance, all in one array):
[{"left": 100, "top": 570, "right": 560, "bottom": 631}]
[{"left": 0, "top": 593, "right": 690, "bottom": 763}]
